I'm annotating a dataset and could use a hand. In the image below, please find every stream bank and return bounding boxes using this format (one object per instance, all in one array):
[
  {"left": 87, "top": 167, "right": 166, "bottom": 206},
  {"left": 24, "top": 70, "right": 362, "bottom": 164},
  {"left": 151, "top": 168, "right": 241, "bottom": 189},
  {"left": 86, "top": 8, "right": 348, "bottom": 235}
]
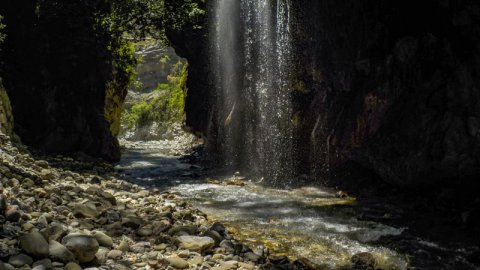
[
  {"left": 0, "top": 131, "right": 307, "bottom": 270},
  {"left": 117, "top": 134, "right": 480, "bottom": 270}
]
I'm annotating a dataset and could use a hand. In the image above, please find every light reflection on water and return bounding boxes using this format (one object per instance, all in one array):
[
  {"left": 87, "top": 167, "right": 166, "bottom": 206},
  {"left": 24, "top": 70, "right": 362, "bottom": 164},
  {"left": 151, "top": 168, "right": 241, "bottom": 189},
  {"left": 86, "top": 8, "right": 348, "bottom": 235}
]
[{"left": 170, "top": 181, "right": 409, "bottom": 269}]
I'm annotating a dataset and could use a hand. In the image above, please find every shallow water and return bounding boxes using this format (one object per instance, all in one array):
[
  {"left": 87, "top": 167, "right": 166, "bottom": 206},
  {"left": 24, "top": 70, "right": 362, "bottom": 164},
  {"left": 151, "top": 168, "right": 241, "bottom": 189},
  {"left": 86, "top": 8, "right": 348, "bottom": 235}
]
[{"left": 116, "top": 140, "right": 479, "bottom": 270}]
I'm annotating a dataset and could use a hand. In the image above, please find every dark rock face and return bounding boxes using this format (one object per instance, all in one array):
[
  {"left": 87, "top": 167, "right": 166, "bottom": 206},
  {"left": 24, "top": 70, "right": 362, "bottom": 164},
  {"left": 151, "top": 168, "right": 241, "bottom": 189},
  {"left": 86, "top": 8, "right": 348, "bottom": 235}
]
[
  {"left": 0, "top": 1, "right": 124, "bottom": 162},
  {"left": 169, "top": 0, "right": 480, "bottom": 188},
  {"left": 164, "top": 0, "right": 213, "bottom": 139},
  {"left": 291, "top": 0, "right": 480, "bottom": 187}
]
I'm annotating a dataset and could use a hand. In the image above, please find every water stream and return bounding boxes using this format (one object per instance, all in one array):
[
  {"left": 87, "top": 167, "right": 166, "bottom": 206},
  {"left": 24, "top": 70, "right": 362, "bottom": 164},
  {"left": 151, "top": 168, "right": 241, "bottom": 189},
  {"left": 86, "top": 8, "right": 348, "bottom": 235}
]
[{"left": 116, "top": 140, "right": 480, "bottom": 270}]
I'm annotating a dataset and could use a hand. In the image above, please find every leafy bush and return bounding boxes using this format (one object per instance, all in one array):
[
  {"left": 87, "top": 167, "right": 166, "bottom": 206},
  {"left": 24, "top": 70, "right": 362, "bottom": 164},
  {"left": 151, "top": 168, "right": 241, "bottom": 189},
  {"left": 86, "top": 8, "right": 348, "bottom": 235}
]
[{"left": 121, "top": 61, "right": 187, "bottom": 134}]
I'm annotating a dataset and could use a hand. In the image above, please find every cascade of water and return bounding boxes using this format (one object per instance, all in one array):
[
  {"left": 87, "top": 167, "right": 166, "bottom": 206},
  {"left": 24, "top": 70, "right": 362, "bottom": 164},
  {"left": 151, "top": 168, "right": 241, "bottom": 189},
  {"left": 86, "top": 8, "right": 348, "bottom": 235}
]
[{"left": 212, "top": 0, "right": 295, "bottom": 183}]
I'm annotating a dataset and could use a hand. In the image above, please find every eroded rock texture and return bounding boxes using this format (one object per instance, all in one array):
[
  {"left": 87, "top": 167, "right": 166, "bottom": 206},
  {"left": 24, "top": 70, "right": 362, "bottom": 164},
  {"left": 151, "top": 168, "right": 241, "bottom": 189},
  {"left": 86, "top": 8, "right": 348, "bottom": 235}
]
[
  {"left": 169, "top": 0, "right": 480, "bottom": 188},
  {"left": 292, "top": 0, "right": 480, "bottom": 187},
  {"left": 0, "top": 1, "right": 127, "bottom": 162}
]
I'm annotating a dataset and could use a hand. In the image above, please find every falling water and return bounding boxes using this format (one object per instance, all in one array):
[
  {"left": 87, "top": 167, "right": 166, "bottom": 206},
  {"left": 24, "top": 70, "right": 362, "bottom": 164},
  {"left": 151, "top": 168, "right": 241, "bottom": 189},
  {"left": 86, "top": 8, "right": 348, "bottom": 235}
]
[{"left": 212, "top": 0, "right": 295, "bottom": 183}]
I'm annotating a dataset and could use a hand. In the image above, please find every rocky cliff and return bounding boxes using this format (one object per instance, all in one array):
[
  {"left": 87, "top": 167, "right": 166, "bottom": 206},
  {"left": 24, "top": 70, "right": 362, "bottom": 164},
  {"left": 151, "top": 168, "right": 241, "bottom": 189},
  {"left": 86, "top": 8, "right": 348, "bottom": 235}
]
[
  {"left": 0, "top": 1, "right": 132, "bottom": 162},
  {"left": 168, "top": 0, "right": 480, "bottom": 189}
]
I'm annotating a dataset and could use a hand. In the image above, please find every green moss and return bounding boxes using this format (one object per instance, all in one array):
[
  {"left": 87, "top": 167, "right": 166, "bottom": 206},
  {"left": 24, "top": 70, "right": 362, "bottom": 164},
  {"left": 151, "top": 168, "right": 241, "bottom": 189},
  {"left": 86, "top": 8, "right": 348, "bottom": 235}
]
[
  {"left": 104, "top": 39, "right": 137, "bottom": 137},
  {"left": 0, "top": 79, "right": 13, "bottom": 135}
]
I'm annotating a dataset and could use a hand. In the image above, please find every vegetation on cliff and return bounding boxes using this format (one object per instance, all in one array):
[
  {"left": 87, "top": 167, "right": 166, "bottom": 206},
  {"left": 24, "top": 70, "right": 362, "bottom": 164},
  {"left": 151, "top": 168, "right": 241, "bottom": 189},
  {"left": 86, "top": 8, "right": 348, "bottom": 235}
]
[{"left": 121, "top": 61, "right": 188, "bottom": 137}]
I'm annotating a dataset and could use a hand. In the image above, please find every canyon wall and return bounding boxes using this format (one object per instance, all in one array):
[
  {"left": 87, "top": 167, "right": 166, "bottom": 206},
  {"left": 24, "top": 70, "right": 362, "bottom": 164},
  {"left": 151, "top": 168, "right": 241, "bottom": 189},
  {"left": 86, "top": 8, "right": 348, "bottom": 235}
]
[
  {"left": 169, "top": 0, "right": 480, "bottom": 188},
  {"left": 0, "top": 1, "right": 132, "bottom": 162}
]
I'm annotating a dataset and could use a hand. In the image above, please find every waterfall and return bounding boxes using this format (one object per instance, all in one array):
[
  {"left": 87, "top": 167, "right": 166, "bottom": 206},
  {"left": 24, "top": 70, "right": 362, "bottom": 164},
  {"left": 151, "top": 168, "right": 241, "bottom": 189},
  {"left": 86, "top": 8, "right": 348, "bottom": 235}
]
[{"left": 212, "top": 0, "right": 295, "bottom": 183}]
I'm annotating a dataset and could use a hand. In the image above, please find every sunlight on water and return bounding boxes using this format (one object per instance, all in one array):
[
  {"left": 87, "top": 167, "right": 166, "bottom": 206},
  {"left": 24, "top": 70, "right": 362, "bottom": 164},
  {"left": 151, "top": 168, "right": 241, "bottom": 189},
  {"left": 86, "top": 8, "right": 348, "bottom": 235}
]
[{"left": 170, "top": 180, "right": 409, "bottom": 269}]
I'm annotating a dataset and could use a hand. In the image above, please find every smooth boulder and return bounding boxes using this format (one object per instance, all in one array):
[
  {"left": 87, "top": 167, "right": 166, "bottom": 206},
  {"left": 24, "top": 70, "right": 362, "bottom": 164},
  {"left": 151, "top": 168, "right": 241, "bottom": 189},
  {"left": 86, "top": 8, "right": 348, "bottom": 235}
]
[
  {"left": 49, "top": 240, "right": 75, "bottom": 263},
  {"left": 62, "top": 234, "right": 99, "bottom": 263},
  {"left": 176, "top": 236, "right": 215, "bottom": 253},
  {"left": 20, "top": 231, "right": 49, "bottom": 257}
]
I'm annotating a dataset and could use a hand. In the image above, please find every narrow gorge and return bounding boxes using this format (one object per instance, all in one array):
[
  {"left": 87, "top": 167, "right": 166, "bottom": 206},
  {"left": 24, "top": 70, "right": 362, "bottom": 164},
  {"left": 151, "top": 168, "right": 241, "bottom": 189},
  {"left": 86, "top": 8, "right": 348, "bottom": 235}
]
[{"left": 1, "top": 1, "right": 480, "bottom": 270}]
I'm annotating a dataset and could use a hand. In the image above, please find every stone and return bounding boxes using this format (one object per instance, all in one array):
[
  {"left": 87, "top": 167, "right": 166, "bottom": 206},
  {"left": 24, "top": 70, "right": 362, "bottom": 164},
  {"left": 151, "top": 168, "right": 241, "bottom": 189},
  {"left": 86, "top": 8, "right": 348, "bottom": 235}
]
[
  {"left": 204, "top": 230, "right": 223, "bottom": 245},
  {"left": 244, "top": 252, "right": 262, "bottom": 263},
  {"left": 210, "top": 222, "right": 226, "bottom": 235},
  {"left": 73, "top": 204, "right": 99, "bottom": 219},
  {"left": 61, "top": 234, "right": 99, "bottom": 263},
  {"left": 117, "top": 241, "right": 129, "bottom": 252},
  {"left": 49, "top": 240, "right": 75, "bottom": 263},
  {"left": 51, "top": 261, "right": 65, "bottom": 268},
  {"left": 64, "top": 262, "right": 82, "bottom": 270},
  {"left": 20, "top": 231, "right": 49, "bottom": 257},
  {"left": 121, "top": 216, "right": 143, "bottom": 229},
  {"left": 166, "top": 256, "right": 188, "bottom": 269},
  {"left": 32, "top": 259, "right": 52, "bottom": 269},
  {"left": 42, "top": 224, "right": 67, "bottom": 242},
  {"left": 0, "top": 193, "right": 6, "bottom": 215},
  {"left": 8, "top": 254, "right": 34, "bottom": 267},
  {"left": 176, "top": 236, "right": 215, "bottom": 253},
  {"left": 168, "top": 225, "right": 198, "bottom": 236},
  {"left": 130, "top": 242, "right": 150, "bottom": 253},
  {"left": 351, "top": 252, "right": 376, "bottom": 270},
  {"left": 40, "top": 169, "right": 55, "bottom": 181},
  {"left": 5, "top": 205, "right": 21, "bottom": 222},
  {"left": 136, "top": 227, "right": 153, "bottom": 237},
  {"left": 95, "top": 247, "right": 109, "bottom": 264},
  {"left": 100, "top": 192, "right": 116, "bottom": 205},
  {"left": 107, "top": 250, "right": 122, "bottom": 260},
  {"left": 92, "top": 231, "right": 113, "bottom": 248}
]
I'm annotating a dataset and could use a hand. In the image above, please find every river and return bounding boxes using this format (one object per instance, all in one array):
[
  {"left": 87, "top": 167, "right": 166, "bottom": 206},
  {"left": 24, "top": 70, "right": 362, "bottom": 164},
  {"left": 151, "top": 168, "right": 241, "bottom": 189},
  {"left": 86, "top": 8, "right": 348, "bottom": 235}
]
[{"left": 116, "top": 138, "right": 479, "bottom": 270}]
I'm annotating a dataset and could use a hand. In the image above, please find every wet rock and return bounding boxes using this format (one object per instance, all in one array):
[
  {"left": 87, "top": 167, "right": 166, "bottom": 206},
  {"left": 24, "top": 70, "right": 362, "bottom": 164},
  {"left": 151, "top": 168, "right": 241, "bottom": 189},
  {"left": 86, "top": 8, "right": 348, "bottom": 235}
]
[
  {"left": 204, "top": 230, "right": 223, "bottom": 245},
  {"left": 351, "top": 252, "right": 376, "bottom": 270},
  {"left": 8, "top": 254, "right": 33, "bottom": 267},
  {"left": 20, "top": 231, "right": 49, "bottom": 257},
  {"left": 62, "top": 234, "right": 99, "bottom": 263},
  {"left": 92, "top": 231, "right": 113, "bottom": 248},
  {"left": 166, "top": 256, "right": 189, "bottom": 269},
  {"left": 244, "top": 252, "right": 262, "bottom": 263},
  {"left": 49, "top": 240, "right": 75, "bottom": 263},
  {"left": 210, "top": 223, "right": 226, "bottom": 235},
  {"left": 293, "top": 257, "right": 322, "bottom": 270},
  {"left": 176, "top": 236, "right": 215, "bottom": 253}
]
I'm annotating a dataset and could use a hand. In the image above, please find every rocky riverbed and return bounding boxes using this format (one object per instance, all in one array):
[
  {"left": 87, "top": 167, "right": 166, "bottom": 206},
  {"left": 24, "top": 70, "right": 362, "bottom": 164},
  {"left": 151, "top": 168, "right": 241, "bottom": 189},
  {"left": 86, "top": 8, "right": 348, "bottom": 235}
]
[{"left": 0, "top": 131, "right": 323, "bottom": 270}]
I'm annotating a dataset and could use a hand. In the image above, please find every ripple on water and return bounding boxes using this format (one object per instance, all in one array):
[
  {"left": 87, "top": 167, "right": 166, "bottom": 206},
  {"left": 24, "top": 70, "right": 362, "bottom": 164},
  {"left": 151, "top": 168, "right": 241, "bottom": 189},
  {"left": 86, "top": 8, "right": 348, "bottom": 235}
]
[{"left": 170, "top": 182, "right": 410, "bottom": 269}]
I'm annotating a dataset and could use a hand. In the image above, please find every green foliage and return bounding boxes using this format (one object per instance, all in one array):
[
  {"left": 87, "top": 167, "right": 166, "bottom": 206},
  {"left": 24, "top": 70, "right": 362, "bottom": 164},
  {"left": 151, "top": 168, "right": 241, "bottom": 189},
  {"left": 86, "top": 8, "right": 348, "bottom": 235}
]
[
  {"left": 105, "top": 39, "right": 137, "bottom": 136},
  {"left": 121, "top": 61, "right": 188, "bottom": 134},
  {"left": 100, "top": 0, "right": 165, "bottom": 42},
  {"left": 163, "top": 0, "right": 206, "bottom": 31}
]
